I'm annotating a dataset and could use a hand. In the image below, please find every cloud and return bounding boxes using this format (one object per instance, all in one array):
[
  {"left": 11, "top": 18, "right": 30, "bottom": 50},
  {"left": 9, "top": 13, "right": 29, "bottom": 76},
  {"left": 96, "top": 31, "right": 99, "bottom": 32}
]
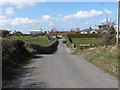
[
  {"left": 5, "top": 7, "right": 14, "bottom": 15},
  {"left": 0, "top": 15, "right": 6, "bottom": 20},
  {"left": 0, "top": 0, "right": 38, "bottom": 8},
  {"left": 0, "top": 15, "right": 54, "bottom": 32},
  {"left": 0, "top": 16, "right": 39, "bottom": 27},
  {"left": 85, "top": 22, "right": 92, "bottom": 25},
  {"left": 11, "top": 18, "right": 40, "bottom": 25},
  {"left": 0, "top": 15, "right": 11, "bottom": 26},
  {"left": 48, "top": 22, "right": 54, "bottom": 26},
  {"left": 0, "top": 12, "right": 2, "bottom": 14},
  {"left": 62, "top": 9, "right": 103, "bottom": 21},
  {"left": 0, "top": 15, "right": 53, "bottom": 27},
  {"left": 104, "top": 9, "right": 112, "bottom": 14},
  {"left": 42, "top": 15, "right": 52, "bottom": 21},
  {"left": 41, "top": 15, "right": 54, "bottom": 27},
  {"left": 101, "top": 19, "right": 110, "bottom": 23}
]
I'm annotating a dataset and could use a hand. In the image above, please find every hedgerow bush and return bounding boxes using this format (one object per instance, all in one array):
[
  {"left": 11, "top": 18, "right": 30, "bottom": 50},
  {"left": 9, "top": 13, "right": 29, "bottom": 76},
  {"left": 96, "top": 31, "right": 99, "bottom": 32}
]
[
  {"left": 26, "top": 40, "right": 59, "bottom": 54},
  {"left": 2, "top": 39, "right": 31, "bottom": 65},
  {"left": 66, "top": 33, "right": 106, "bottom": 38},
  {"left": 2, "top": 39, "right": 31, "bottom": 86},
  {"left": 0, "top": 30, "right": 10, "bottom": 37},
  {"left": 99, "top": 38, "right": 116, "bottom": 46}
]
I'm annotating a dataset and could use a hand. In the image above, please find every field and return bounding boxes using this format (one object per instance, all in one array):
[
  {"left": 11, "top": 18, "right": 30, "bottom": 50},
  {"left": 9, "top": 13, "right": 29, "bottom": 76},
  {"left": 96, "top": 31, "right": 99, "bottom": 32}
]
[
  {"left": 85, "top": 46, "right": 119, "bottom": 78},
  {"left": 72, "top": 38, "right": 103, "bottom": 46},
  {"left": 6, "top": 36, "right": 51, "bottom": 46}
]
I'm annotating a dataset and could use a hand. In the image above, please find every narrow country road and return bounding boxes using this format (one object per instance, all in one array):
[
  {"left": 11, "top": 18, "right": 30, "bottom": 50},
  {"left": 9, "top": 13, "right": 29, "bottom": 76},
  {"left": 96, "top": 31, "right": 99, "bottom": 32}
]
[{"left": 12, "top": 40, "right": 118, "bottom": 88}]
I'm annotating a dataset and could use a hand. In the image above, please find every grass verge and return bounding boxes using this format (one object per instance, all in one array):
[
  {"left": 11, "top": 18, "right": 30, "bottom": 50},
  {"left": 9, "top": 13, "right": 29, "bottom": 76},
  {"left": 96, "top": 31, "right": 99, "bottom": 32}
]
[
  {"left": 85, "top": 46, "right": 119, "bottom": 78},
  {"left": 71, "top": 49, "right": 94, "bottom": 55},
  {"left": 69, "top": 43, "right": 119, "bottom": 78},
  {"left": 66, "top": 42, "right": 72, "bottom": 49}
]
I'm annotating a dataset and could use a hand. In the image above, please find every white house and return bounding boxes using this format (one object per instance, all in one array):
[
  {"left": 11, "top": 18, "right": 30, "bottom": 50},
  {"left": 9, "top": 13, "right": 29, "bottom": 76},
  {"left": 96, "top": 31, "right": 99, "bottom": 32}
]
[
  {"left": 80, "top": 29, "right": 108, "bottom": 34},
  {"left": 90, "top": 29, "right": 98, "bottom": 34},
  {"left": 80, "top": 27, "right": 93, "bottom": 34},
  {"left": 80, "top": 31, "right": 88, "bottom": 34},
  {"left": 90, "top": 29, "right": 107, "bottom": 34},
  {"left": 30, "top": 30, "right": 42, "bottom": 34},
  {"left": 80, "top": 24, "right": 117, "bottom": 35}
]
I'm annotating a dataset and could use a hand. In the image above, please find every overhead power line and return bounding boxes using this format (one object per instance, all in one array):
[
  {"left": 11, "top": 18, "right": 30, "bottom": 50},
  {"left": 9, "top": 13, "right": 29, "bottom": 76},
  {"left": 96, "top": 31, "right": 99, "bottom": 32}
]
[{"left": 95, "top": 1, "right": 105, "bottom": 10}]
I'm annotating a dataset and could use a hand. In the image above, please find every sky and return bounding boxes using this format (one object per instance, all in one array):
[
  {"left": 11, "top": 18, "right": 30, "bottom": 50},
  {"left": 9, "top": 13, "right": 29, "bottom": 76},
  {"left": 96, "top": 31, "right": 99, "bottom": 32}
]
[{"left": 0, "top": 1, "right": 118, "bottom": 34}]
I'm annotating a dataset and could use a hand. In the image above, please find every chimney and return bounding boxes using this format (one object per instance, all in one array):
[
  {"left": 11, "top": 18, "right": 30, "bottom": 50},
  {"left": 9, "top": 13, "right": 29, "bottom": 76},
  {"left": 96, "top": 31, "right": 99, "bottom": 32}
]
[{"left": 89, "top": 27, "right": 92, "bottom": 29}]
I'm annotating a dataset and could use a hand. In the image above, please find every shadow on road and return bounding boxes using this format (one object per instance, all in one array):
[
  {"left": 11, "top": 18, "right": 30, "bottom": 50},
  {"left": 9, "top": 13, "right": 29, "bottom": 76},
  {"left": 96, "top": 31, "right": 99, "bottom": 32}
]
[
  {"left": 2, "top": 81, "right": 49, "bottom": 89},
  {"left": 23, "top": 81, "right": 49, "bottom": 88},
  {"left": 18, "top": 66, "right": 37, "bottom": 78},
  {"left": 32, "top": 55, "right": 44, "bottom": 59}
]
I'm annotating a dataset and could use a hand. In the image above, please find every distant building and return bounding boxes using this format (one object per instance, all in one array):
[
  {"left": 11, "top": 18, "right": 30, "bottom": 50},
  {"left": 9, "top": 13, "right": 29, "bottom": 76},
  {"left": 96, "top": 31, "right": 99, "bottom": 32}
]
[
  {"left": 13, "top": 31, "right": 23, "bottom": 36},
  {"left": 80, "top": 27, "right": 93, "bottom": 34},
  {"left": 47, "top": 32, "right": 57, "bottom": 35},
  {"left": 46, "top": 32, "right": 57, "bottom": 38},
  {"left": 80, "top": 26, "right": 108, "bottom": 34},
  {"left": 75, "top": 28, "right": 80, "bottom": 33},
  {"left": 90, "top": 29, "right": 107, "bottom": 34},
  {"left": 89, "top": 29, "right": 99, "bottom": 34},
  {"left": 30, "top": 29, "right": 42, "bottom": 34},
  {"left": 98, "top": 25, "right": 110, "bottom": 30}
]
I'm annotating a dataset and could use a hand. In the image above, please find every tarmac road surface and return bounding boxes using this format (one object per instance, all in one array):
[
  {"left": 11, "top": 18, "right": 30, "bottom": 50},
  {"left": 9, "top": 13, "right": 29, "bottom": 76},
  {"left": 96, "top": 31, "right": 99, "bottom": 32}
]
[{"left": 12, "top": 40, "right": 118, "bottom": 88}]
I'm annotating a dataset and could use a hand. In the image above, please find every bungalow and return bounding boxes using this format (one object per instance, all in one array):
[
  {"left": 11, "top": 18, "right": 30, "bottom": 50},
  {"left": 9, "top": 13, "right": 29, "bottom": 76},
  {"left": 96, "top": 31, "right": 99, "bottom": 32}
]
[
  {"left": 30, "top": 29, "right": 42, "bottom": 34},
  {"left": 89, "top": 29, "right": 98, "bottom": 34},
  {"left": 80, "top": 26, "right": 108, "bottom": 34},
  {"left": 90, "top": 29, "right": 107, "bottom": 34},
  {"left": 80, "top": 27, "right": 93, "bottom": 34}
]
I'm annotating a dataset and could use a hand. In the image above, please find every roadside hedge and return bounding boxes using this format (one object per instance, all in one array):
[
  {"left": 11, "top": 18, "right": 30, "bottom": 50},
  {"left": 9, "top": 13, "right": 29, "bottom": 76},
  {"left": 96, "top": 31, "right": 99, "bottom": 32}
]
[
  {"left": 2, "top": 39, "right": 31, "bottom": 87},
  {"left": 26, "top": 40, "right": 59, "bottom": 54},
  {"left": 66, "top": 33, "right": 106, "bottom": 38},
  {"left": 2, "top": 39, "right": 31, "bottom": 68}
]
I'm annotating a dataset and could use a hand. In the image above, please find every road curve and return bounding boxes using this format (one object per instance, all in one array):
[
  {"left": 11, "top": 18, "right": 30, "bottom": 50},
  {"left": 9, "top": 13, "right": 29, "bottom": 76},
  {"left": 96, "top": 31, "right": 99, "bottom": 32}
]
[{"left": 12, "top": 40, "right": 118, "bottom": 88}]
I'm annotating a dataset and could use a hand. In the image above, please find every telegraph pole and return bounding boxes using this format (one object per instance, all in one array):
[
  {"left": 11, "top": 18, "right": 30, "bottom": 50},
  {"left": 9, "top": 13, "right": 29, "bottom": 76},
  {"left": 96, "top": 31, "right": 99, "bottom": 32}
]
[{"left": 117, "top": 0, "right": 120, "bottom": 46}]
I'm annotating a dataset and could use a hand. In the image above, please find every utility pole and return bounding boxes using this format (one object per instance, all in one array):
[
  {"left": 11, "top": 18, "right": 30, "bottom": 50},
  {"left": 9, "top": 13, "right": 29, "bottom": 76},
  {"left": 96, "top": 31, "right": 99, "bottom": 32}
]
[{"left": 117, "top": 0, "right": 120, "bottom": 46}]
